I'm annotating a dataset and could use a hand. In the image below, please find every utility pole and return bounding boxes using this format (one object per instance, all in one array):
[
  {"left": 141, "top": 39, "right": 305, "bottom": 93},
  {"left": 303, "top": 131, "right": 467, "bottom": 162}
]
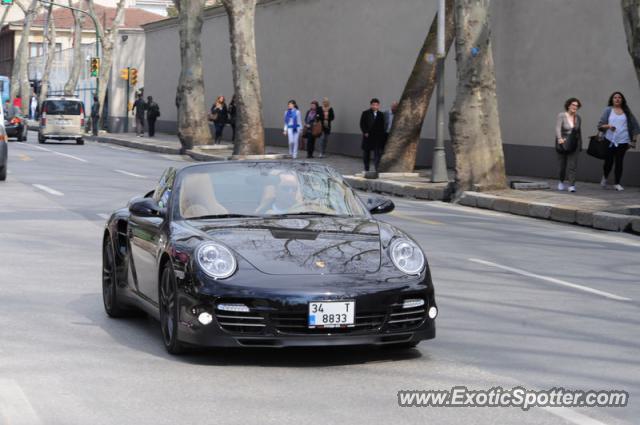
[{"left": 431, "top": 0, "right": 448, "bottom": 183}]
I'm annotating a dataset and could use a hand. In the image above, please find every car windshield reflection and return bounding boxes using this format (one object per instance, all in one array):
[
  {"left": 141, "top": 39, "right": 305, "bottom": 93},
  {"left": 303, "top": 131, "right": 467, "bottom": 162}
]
[{"left": 178, "top": 163, "right": 367, "bottom": 220}]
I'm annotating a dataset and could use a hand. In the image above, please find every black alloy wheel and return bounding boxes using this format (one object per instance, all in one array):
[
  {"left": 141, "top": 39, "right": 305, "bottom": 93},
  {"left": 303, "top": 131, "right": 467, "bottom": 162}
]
[
  {"left": 159, "top": 264, "right": 185, "bottom": 354},
  {"left": 102, "top": 238, "right": 129, "bottom": 317}
]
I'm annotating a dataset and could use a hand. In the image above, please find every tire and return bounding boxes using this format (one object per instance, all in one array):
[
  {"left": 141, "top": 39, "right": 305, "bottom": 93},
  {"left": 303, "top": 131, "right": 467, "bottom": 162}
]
[
  {"left": 76, "top": 138, "right": 84, "bottom": 145},
  {"left": 159, "top": 263, "right": 186, "bottom": 354},
  {"left": 38, "top": 134, "right": 45, "bottom": 144},
  {"left": 102, "top": 238, "right": 131, "bottom": 318}
]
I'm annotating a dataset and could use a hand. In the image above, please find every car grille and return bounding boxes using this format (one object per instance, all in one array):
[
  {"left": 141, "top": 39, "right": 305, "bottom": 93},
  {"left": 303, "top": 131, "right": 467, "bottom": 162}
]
[
  {"left": 272, "top": 311, "right": 386, "bottom": 335},
  {"left": 386, "top": 305, "right": 426, "bottom": 331},
  {"left": 214, "top": 308, "right": 266, "bottom": 335}
]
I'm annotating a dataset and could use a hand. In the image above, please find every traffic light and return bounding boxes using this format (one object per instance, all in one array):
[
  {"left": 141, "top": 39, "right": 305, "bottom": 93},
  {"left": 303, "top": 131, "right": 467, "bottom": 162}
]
[
  {"left": 129, "top": 68, "right": 138, "bottom": 86},
  {"left": 119, "top": 68, "right": 129, "bottom": 81},
  {"left": 90, "top": 57, "right": 99, "bottom": 77}
]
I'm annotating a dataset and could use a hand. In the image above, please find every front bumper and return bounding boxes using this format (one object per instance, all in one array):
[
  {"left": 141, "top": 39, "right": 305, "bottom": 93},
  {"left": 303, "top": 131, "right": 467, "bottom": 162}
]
[{"left": 175, "top": 280, "right": 436, "bottom": 348}]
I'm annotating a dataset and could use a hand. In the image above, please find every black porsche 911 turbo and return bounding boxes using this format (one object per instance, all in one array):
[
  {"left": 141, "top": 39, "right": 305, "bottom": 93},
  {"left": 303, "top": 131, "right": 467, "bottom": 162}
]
[{"left": 102, "top": 161, "right": 437, "bottom": 353}]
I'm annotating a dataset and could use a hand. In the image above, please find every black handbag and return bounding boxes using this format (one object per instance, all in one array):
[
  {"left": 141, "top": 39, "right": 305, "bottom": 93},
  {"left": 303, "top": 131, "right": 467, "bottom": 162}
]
[
  {"left": 555, "top": 128, "right": 579, "bottom": 153},
  {"left": 587, "top": 134, "right": 608, "bottom": 159}
]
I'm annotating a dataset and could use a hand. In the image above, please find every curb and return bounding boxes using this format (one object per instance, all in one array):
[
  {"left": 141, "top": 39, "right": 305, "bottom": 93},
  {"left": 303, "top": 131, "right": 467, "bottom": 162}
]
[
  {"left": 458, "top": 191, "right": 640, "bottom": 235},
  {"left": 343, "top": 176, "right": 453, "bottom": 202},
  {"left": 91, "top": 135, "right": 182, "bottom": 155}
]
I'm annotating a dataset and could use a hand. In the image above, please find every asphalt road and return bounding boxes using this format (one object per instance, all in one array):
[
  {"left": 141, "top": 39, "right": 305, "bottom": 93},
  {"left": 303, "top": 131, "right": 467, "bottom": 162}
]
[{"left": 1, "top": 133, "right": 638, "bottom": 425}]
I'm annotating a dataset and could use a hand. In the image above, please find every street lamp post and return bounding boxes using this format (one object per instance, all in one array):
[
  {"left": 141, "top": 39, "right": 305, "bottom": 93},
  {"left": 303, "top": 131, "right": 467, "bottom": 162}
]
[
  {"left": 431, "top": 0, "right": 448, "bottom": 183},
  {"left": 37, "top": 0, "right": 102, "bottom": 97}
]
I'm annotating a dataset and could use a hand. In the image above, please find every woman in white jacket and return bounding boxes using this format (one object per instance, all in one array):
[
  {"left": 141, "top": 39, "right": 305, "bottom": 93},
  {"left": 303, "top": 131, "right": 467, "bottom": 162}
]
[{"left": 283, "top": 100, "right": 302, "bottom": 159}]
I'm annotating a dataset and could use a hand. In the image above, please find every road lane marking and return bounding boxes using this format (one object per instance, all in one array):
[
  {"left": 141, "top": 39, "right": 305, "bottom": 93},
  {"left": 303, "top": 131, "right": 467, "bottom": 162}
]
[
  {"left": 18, "top": 154, "right": 32, "bottom": 161},
  {"left": 32, "top": 184, "right": 64, "bottom": 196},
  {"left": 23, "top": 144, "right": 88, "bottom": 162},
  {"left": 389, "top": 211, "right": 443, "bottom": 225},
  {"left": 541, "top": 406, "right": 610, "bottom": 425},
  {"left": 564, "top": 230, "right": 640, "bottom": 248},
  {"left": 468, "top": 258, "right": 632, "bottom": 302},
  {"left": 0, "top": 379, "right": 43, "bottom": 425},
  {"left": 114, "top": 169, "right": 146, "bottom": 178}
]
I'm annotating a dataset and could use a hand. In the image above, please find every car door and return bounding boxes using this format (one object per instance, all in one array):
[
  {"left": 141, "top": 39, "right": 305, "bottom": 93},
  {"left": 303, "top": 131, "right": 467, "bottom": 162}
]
[{"left": 128, "top": 168, "right": 176, "bottom": 305}]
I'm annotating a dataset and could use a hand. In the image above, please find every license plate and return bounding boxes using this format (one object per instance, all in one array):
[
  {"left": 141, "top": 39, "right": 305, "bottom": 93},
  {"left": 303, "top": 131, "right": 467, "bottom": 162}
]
[
  {"left": 308, "top": 301, "right": 355, "bottom": 328},
  {"left": 56, "top": 120, "right": 70, "bottom": 126}
]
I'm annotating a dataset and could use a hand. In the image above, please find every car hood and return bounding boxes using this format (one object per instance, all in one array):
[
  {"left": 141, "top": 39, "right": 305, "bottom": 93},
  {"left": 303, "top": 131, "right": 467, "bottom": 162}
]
[{"left": 187, "top": 216, "right": 382, "bottom": 275}]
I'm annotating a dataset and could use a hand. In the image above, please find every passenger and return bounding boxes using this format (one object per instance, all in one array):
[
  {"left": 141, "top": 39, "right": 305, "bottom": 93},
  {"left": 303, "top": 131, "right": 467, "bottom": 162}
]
[{"left": 180, "top": 173, "right": 228, "bottom": 218}]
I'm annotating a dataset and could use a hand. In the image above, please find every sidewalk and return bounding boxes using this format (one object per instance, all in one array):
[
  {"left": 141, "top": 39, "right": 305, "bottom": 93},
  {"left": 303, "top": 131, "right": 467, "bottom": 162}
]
[{"left": 87, "top": 131, "right": 640, "bottom": 235}]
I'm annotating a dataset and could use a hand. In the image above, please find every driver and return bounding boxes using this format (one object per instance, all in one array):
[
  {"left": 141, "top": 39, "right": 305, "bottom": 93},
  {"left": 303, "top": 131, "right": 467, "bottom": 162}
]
[{"left": 261, "top": 173, "right": 301, "bottom": 214}]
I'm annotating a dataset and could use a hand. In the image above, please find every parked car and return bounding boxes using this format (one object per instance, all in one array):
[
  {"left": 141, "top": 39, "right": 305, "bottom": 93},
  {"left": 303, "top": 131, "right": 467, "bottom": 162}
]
[
  {"left": 102, "top": 161, "right": 437, "bottom": 353},
  {"left": 38, "top": 97, "right": 85, "bottom": 145},
  {"left": 3, "top": 104, "right": 27, "bottom": 142},
  {"left": 0, "top": 104, "right": 7, "bottom": 181}
]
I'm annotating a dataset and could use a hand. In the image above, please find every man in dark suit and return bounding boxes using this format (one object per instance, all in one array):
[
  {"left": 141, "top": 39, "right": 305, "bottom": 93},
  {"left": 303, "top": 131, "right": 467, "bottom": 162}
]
[{"left": 360, "top": 98, "right": 386, "bottom": 172}]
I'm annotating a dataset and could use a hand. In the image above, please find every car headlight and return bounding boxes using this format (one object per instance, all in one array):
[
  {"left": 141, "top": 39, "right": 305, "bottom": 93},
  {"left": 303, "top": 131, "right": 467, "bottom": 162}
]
[
  {"left": 389, "top": 238, "right": 425, "bottom": 275},
  {"left": 196, "top": 242, "right": 237, "bottom": 279}
]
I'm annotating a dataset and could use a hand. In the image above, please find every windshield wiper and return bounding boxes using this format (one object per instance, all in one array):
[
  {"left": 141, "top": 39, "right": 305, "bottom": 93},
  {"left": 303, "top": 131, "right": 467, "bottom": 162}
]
[{"left": 187, "top": 213, "right": 261, "bottom": 220}]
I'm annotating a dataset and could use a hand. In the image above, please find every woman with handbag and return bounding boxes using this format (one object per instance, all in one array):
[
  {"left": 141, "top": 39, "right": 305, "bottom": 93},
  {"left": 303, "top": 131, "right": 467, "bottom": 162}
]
[
  {"left": 318, "top": 98, "right": 335, "bottom": 158},
  {"left": 555, "top": 98, "right": 582, "bottom": 192},
  {"left": 283, "top": 100, "right": 302, "bottom": 159},
  {"left": 597, "top": 92, "right": 640, "bottom": 191},
  {"left": 210, "top": 96, "right": 228, "bottom": 144},
  {"left": 304, "top": 100, "right": 322, "bottom": 159}
]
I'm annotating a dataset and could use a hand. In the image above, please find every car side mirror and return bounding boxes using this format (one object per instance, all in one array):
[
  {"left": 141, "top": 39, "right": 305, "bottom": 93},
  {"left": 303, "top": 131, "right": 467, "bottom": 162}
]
[
  {"left": 129, "top": 198, "right": 165, "bottom": 218},
  {"left": 367, "top": 196, "right": 395, "bottom": 214}
]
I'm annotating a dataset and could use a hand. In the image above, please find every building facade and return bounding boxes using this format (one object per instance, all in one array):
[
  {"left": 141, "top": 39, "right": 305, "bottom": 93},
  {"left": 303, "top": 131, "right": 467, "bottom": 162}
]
[{"left": 142, "top": 0, "right": 640, "bottom": 185}]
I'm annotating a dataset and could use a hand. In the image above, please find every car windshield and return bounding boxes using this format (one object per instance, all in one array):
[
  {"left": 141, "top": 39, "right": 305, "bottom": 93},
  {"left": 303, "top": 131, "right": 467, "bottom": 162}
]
[
  {"left": 44, "top": 100, "right": 82, "bottom": 115},
  {"left": 177, "top": 163, "right": 368, "bottom": 219}
]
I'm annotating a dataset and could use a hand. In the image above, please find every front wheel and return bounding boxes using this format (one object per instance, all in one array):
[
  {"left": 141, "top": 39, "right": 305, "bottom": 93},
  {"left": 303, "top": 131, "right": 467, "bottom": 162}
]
[
  {"left": 102, "top": 238, "right": 131, "bottom": 317},
  {"left": 159, "top": 264, "right": 185, "bottom": 354},
  {"left": 38, "top": 134, "right": 45, "bottom": 144}
]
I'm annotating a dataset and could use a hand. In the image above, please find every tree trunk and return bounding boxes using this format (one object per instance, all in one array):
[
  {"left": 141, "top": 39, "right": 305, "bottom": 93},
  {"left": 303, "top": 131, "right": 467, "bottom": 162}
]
[
  {"left": 174, "top": 0, "right": 212, "bottom": 150},
  {"left": 621, "top": 0, "right": 640, "bottom": 86},
  {"left": 11, "top": 0, "right": 39, "bottom": 114},
  {"left": 87, "top": 0, "right": 124, "bottom": 124},
  {"left": 380, "top": 0, "right": 455, "bottom": 172},
  {"left": 449, "top": 0, "right": 506, "bottom": 194},
  {"left": 64, "top": 2, "right": 85, "bottom": 97},
  {"left": 222, "top": 0, "right": 265, "bottom": 155},
  {"left": 39, "top": 5, "right": 56, "bottom": 106}
]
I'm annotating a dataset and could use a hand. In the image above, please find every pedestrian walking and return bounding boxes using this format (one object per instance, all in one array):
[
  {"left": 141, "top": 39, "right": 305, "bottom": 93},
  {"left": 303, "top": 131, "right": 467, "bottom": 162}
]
[
  {"left": 210, "top": 96, "right": 228, "bottom": 144},
  {"left": 304, "top": 100, "right": 322, "bottom": 158},
  {"left": 13, "top": 95, "right": 21, "bottom": 109},
  {"left": 318, "top": 98, "right": 334, "bottom": 158},
  {"left": 30, "top": 94, "right": 38, "bottom": 120},
  {"left": 228, "top": 95, "right": 237, "bottom": 142},
  {"left": 132, "top": 93, "right": 146, "bottom": 136},
  {"left": 597, "top": 91, "right": 640, "bottom": 191},
  {"left": 90, "top": 95, "right": 100, "bottom": 136},
  {"left": 146, "top": 96, "right": 160, "bottom": 137},
  {"left": 283, "top": 100, "right": 302, "bottom": 159},
  {"left": 359, "top": 98, "right": 386, "bottom": 172},
  {"left": 555, "top": 98, "right": 582, "bottom": 192}
]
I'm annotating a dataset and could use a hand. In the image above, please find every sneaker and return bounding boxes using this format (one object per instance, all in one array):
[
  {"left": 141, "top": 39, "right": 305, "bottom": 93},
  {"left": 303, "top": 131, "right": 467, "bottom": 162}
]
[
  {"left": 600, "top": 177, "right": 607, "bottom": 188},
  {"left": 568, "top": 186, "right": 576, "bottom": 193},
  {"left": 557, "top": 182, "right": 566, "bottom": 191},
  {"left": 614, "top": 184, "right": 624, "bottom": 191}
]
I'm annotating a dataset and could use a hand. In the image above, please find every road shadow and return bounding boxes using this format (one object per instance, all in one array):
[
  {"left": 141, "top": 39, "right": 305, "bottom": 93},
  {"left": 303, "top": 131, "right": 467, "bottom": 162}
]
[{"left": 68, "top": 293, "right": 427, "bottom": 367}]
